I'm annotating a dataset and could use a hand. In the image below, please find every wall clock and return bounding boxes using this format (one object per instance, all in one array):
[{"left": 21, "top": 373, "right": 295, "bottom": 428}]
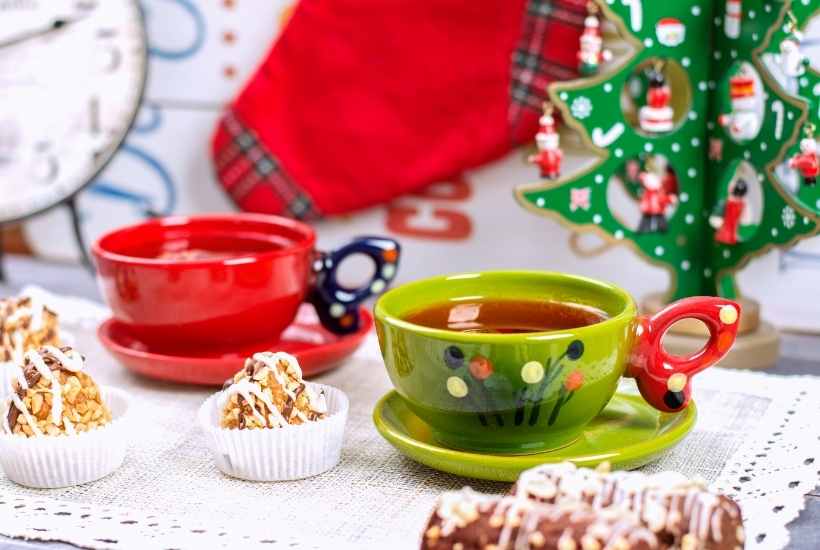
[{"left": 0, "top": 0, "right": 147, "bottom": 272}]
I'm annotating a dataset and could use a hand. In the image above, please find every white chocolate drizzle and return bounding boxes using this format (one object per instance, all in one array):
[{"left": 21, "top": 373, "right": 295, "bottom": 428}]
[
  {"left": 514, "top": 462, "right": 737, "bottom": 546},
  {"left": 2, "top": 346, "right": 85, "bottom": 436}
]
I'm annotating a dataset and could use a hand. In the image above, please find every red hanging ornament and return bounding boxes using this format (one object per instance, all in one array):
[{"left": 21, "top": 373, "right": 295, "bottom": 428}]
[
  {"left": 639, "top": 62, "right": 674, "bottom": 134},
  {"left": 528, "top": 102, "right": 563, "bottom": 180},
  {"left": 711, "top": 179, "right": 748, "bottom": 245},
  {"left": 577, "top": 2, "right": 612, "bottom": 76},
  {"left": 637, "top": 156, "right": 677, "bottom": 233},
  {"left": 789, "top": 124, "right": 818, "bottom": 187}
]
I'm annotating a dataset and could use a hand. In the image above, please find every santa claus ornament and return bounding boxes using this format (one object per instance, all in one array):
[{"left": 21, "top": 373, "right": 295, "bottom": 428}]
[
  {"left": 718, "top": 66, "right": 760, "bottom": 142},
  {"left": 656, "top": 18, "right": 686, "bottom": 48},
  {"left": 637, "top": 156, "right": 677, "bottom": 233},
  {"left": 528, "top": 102, "right": 563, "bottom": 179},
  {"left": 779, "top": 12, "right": 809, "bottom": 78},
  {"left": 789, "top": 124, "right": 818, "bottom": 187},
  {"left": 711, "top": 179, "right": 749, "bottom": 245},
  {"left": 577, "top": 2, "right": 612, "bottom": 76},
  {"left": 638, "top": 63, "right": 674, "bottom": 134}
]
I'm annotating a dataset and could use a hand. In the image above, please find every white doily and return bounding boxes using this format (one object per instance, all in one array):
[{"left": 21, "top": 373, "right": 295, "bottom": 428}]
[{"left": 0, "top": 287, "right": 818, "bottom": 549}]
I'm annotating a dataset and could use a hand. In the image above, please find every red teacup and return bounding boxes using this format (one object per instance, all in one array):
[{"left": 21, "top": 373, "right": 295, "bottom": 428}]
[{"left": 92, "top": 213, "right": 401, "bottom": 346}]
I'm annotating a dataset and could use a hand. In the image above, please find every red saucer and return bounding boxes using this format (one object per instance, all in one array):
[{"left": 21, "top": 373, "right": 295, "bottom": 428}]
[{"left": 98, "top": 304, "right": 373, "bottom": 385}]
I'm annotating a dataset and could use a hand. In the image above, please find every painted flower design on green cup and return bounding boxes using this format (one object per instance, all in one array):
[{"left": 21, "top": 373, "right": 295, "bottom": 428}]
[{"left": 442, "top": 340, "right": 585, "bottom": 428}]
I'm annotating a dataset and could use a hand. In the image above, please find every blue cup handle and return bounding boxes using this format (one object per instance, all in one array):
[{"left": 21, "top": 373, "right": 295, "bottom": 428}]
[{"left": 309, "top": 236, "right": 401, "bottom": 334}]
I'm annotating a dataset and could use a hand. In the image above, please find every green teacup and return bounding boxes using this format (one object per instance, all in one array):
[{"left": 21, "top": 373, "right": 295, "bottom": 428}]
[{"left": 374, "top": 271, "right": 740, "bottom": 454}]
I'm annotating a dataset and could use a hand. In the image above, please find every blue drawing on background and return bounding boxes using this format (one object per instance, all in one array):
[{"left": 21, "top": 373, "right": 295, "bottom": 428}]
[
  {"left": 86, "top": 0, "right": 208, "bottom": 220},
  {"left": 779, "top": 249, "right": 820, "bottom": 273},
  {"left": 143, "top": 0, "right": 206, "bottom": 60}
]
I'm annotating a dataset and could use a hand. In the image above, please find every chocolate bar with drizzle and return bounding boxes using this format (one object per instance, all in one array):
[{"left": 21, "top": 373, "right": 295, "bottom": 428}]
[
  {"left": 511, "top": 463, "right": 744, "bottom": 550},
  {"left": 421, "top": 487, "right": 666, "bottom": 550}
]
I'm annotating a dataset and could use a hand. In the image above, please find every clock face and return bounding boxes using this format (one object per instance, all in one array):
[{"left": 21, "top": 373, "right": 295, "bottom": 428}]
[{"left": 0, "top": 0, "right": 147, "bottom": 223}]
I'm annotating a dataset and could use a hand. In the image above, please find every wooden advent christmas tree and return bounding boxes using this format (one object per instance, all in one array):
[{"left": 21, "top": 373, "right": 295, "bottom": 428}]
[{"left": 516, "top": 0, "right": 819, "bottom": 310}]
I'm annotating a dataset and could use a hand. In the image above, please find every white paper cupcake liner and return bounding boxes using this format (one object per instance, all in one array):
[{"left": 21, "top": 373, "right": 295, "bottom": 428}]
[
  {"left": 0, "top": 386, "right": 130, "bottom": 488},
  {"left": 199, "top": 383, "right": 349, "bottom": 481}
]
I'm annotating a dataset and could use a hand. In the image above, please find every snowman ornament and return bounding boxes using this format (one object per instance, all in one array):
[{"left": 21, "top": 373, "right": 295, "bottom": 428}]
[
  {"left": 718, "top": 68, "right": 759, "bottom": 142},
  {"left": 779, "top": 15, "right": 809, "bottom": 78},
  {"left": 528, "top": 102, "right": 563, "bottom": 179}
]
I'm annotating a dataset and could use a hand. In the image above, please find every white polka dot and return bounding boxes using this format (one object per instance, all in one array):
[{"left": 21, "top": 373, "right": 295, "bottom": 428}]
[
  {"left": 713, "top": 51, "right": 721, "bottom": 60},
  {"left": 682, "top": 57, "right": 691, "bottom": 67},
  {"left": 764, "top": 4, "right": 771, "bottom": 12},
  {"left": 329, "top": 303, "right": 346, "bottom": 318},
  {"left": 698, "top": 81, "right": 707, "bottom": 92},
  {"left": 719, "top": 305, "right": 739, "bottom": 325},
  {"left": 644, "top": 38, "right": 654, "bottom": 47},
  {"left": 672, "top": 143, "right": 681, "bottom": 153},
  {"left": 446, "top": 376, "right": 468, "bottom": 398},
  {"left": 730, "top": 50, "right": 737, "bottom": 59},
  {"left": 748, "top": 10, "right": 755, "bottom": 18},
  {"left": 787, "top": 112, "right": 794, "bottom": 120},
  {"left": 681, "top": 260, "right": 691, "bottom": 271},
  {"left": 714, "top": 16, "right": 722, "bottom": 26},
  {"left": 680, "top": 192, "right": 690, "bottom": 203},
  {"left": 655, "top": 246, "right": 665, "bottom": 256},
  {"left": 704, "top": 268, "right": 712, "bottom": 277},
  {"left": 743, "top": 150, "right": 751, "bottom": 159},
  {"left": 521, "top": 361, "right": 545, "bottom": 384},
  {"left": 644, "top": 143, "right": 653, "bottom": 152},
  {"left": 614, "top": 230, "right": 624, "bottom": 240},
  {"left": 771, "top": 228, "right": 779, "bottom": 237},
  {"left": 707, "top": 122, "right": 715, "bottom": 130},
  {"left": 603, "top": 83, "right": 613, "bottom": 93},
  {"left": 370, "top": 279, "right": 386, "bottom": 294},
  {"left": 687, "top": 168, "right": 697, "bottom": 178},
  {"left": 723, "top": 249, "right": 731, "bottom": 258},
  {"left": 615, "top": 148, "right": 623, "bottom": 158},
  {"left": 595, "top": 174, "right": 604, "bottom": 184},
  {"left": 593, "top": 214, "right": 602, "bottom": 224},
  {"left": 325, "top": 258, "right": 334, "bottom": 269},
  {"left": 691, "top": 138, "right": 701, "bottom": 147},
  {"left": 536, "top": 197, "right": 546, "bottom": 207},
  {"left": 559, "top": 92, "right": 569, "bottom": 101},
  {"left": 752, "top": 33, "right": 759, "bottom": 41},
  {"left": 691, "top": 6, "right": 701, "bottom": 15},
  {"left": 313, "top": 260, "right": 324, "bottom": 272},
  {"left": 708, "top": 81, "right": 716, "bottom": 90},
  {"left": 689, "top": 111, "right": 698, "bottom": 120},
  {"left": 816, "top": 199, "right": 820, "bottom": 209},
  {"left": 685, "top": 213, "right": 695, "bottom": 224},
  {"left": 381, "top": 264, "right": 396, "bottom": 279}
]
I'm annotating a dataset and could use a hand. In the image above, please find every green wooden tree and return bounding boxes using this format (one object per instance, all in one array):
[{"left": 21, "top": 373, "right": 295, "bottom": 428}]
[{"left": 516, "top": 0, "right": 819, "bottom": 302}]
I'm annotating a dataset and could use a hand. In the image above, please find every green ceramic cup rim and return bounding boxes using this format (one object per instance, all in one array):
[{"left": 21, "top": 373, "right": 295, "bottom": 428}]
[{"left": 374, "top": 270, "right": 638, "bottom": 343}]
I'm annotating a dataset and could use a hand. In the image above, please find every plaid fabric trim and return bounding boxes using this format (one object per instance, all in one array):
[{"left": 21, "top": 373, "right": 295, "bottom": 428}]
[
  {"left": 214, "top": 111, "right": 320, "bottom": 220},
  {"left": 508, "top": 0, "right": 587, "bottom": 133}
]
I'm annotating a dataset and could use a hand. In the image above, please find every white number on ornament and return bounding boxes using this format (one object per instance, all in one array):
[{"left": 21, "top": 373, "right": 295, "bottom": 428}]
[
  {"left": 771, "top": 100, "right": 784, "bottom": 141},
  {"left": 621, "top": 0, "right": 643, "bottom": 32}
]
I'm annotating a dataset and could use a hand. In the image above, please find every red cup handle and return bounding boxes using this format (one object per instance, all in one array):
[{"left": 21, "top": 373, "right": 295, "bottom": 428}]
[{"left": 628, "top": 297, "right": 741, "bottom": 412}]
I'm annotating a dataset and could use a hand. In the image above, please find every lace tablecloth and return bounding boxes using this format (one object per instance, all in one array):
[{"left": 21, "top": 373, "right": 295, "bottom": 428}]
[{"left": 0, "top": 287, "right": 818, "bottom": 550}]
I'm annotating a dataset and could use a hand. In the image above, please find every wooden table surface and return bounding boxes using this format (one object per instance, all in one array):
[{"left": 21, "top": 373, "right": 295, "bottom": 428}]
[{"left": 0, "top": 254, "right": 818, "bottom": 549}]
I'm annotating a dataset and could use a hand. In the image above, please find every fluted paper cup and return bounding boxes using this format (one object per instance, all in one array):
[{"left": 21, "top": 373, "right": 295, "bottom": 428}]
[
  {"left": 199, "top": 383, "right": 348, "bottom": 481},
  {"left": 0, "top": 386, "right": 130, "bottom": 488}
]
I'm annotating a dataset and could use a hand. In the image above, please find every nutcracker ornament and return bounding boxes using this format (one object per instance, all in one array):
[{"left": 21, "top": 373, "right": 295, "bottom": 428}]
[
  {"left": 528, "top": 102, "right": 563, "bottom": 179},
  {"left": 710, "top": 179, "right": 749, "bottom": 245},
  {"left": 789, "top": 125, "right": 818, "bottom": 187},
  {"left": 577, "top": 2, "right": 612, "bottom": 76},
  {"left": 779, "top": 12, "right": 809, "bottom": 78},
  {"left": 718, "top": 66, "right": 759, "bottom": 142},
  {"left": 637, "top": 156, "right": 677, "bottom": 234},
  {"left": 638, "top": 63, "right": 674, "bottom": 134}
]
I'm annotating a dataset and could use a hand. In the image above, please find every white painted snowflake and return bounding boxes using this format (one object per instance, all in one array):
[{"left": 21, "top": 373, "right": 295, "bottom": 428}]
[
  {"left": 570, "top": 97, "right": 593, "bottom": 120},
  {"left": 782, "top": 206, "right": 796, "bottom": 229}
]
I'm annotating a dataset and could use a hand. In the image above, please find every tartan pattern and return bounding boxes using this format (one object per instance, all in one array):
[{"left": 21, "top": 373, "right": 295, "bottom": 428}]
[
  {"left": 214, "top": 111, "right": 320, "bottom": 220},
  {"left": 508, "top": 0, "right": 587, "bottom": 132}
]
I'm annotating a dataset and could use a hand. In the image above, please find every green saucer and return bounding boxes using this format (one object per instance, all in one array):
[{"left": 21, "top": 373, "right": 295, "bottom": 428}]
[{"left": 373, "top": 390, "right": 696, "bottom": 481}]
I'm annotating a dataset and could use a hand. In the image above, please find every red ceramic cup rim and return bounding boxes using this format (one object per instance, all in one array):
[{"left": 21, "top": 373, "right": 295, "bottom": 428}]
[{"left": 92, "top": 213, "right": 317, "bottom": 267}]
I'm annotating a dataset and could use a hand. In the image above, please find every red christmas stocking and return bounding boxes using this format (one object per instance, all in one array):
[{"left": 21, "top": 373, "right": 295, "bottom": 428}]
[{"left": 212, "top": 0, "right": 585, "bottom": 219}]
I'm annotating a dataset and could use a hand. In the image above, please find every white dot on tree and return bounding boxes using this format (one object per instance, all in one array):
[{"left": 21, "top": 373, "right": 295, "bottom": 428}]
[
  {"left": 691, "top": 6, "right": 701, "bottom": 15},
  {"left": 682, "top": 57, "right": 691, "bottom": 67},
  {"left": 685, "top": 214, "right": 695, "bottom": 224},
  {"left": 593, "top": 214, "right": 602, "bottom": 224},
  {"left": 603, "top": 83, "right": 613, "bottom": 93},
  {"left": 595, "top": 174, "right": 604, "bottom": 184},
  {"left": 644, "top": 143, "right": 653, "bottom": 152},
  {"left": 655, "top": 246, "right": 664, "bottom": 256},
  {"left": 672, "top": 143, "right": 681, "bottom": 152},
  {"left": 687, "top": 168, "right": 697, "bottom": 178},
  {"left": 615, "top": 149, "right": 623, "bottom": 158},
  {"left": 723, "top": 249, "right": 730, "bottom": 259},
  {"left": 681, "top": 260, "right": 691, "bottom": 271},
  {"left": 614, "top": 230, "right": 624, "bottom": 239},
  {"left": 771, "top": 228, "right": 779, "bottom": 237},
  {"left": 536, "top": 197, "right": 545, "bottom": 207},
  {"left": 691, "top": 138, "right": 700, "bottom": 147}
]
